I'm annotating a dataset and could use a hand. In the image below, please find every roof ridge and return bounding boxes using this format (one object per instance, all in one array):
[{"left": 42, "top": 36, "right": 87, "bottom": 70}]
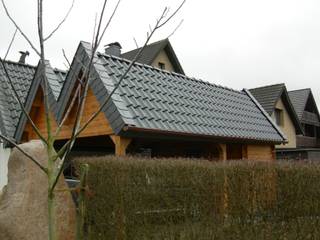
[
  {"left": 100, "top": 52, "right": 241, "bottom": 94},
  {"left": 288, "top": 88, "right": 311, "bottom": 93},
  {"left": 122, "top": 38, "right": 168, "bottom": 54},
  {"left": 249, "top": 83, "right": 285, "bottom": 91},
  {"left": 3, "top": 59, "right": 36, "bottom": 69}
]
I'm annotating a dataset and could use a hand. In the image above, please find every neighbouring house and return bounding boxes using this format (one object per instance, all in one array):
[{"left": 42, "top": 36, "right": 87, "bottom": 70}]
[
  {"left": 0, "top": 58, "right": 36, "bottom": 190},
  {"left": 16, "top": 41, "right": 286, "bottom": 163},
  {"left": 249, "top": 84, "right": 320, "bottom": 160},
  {"left": 276, "top": 88, "right": 320, "bottom": 160},
  {"left": 249, "top": 84, "right": 303, "bottom": 150},
  {"left": 121, "top": 38, "right": 185, "bottom": 74}
]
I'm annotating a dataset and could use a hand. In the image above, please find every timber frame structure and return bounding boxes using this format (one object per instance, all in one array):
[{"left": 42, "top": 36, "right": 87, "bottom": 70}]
[{"left": 3, "top": 42, "right": 286, "bottom": 161}]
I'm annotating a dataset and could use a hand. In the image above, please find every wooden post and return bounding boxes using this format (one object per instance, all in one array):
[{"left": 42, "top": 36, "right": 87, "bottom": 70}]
[
  {"left": 242, "top": 145, "right": 248, "bottom": 160},
  {"left": 110, "top": 135, "right": 132, "bottom": 156},
  {"left": 218, "top": 144, "right": 227, "bottom": 161}
]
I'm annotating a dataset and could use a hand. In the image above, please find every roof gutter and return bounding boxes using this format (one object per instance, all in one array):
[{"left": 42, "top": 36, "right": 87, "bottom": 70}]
[{"left": 122, "top": 125, "right": 285, "bottom": 145}]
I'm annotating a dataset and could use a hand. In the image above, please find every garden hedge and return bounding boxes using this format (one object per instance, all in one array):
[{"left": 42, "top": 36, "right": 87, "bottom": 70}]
[{"left": 75, "top": 157, "right": 320, "bottom": 239}]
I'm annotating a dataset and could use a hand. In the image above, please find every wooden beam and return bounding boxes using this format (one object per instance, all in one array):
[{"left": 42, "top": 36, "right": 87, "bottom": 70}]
[
  {"left": 242, "top": 145, "right": 248, "bottom": 160},
  {"left": 218, "top": 144, "right": 227, "bottom": 161},
  {"left": 110, "top": 135, "right": 132, "bottom": 156}
]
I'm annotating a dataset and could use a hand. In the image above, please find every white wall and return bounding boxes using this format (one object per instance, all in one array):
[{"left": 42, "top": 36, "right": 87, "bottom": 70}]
[{"left": 0, "top": 143, "right": 11, "bottom": 192}]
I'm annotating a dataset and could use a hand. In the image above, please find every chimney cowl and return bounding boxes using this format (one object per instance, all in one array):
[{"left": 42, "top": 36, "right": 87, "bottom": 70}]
[
  {"left": 104, "top": 42, "right": 122, "bottom": 56},
  {"left": 18, "top": 51, "right": 30, "bottom": 64}
]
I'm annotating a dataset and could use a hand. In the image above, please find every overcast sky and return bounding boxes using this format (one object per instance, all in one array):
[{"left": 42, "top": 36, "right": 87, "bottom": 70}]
[{"left": 1, "top": 0, "right": 319, "bottom": 106}]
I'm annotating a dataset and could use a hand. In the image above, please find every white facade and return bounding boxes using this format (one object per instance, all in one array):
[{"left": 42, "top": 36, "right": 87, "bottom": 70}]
[{"left": 0, "top": 143, "right": 11, "bottom": 192}]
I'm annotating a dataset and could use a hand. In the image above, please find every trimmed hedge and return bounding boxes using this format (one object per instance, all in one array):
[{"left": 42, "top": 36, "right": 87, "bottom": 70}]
[{"left": 75, "top": 157, "right": 320, "bottom": 239}]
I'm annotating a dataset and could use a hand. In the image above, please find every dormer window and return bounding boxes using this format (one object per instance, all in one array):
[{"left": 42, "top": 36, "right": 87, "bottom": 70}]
[
  {"left": 158, "top": 62, "right": 165, "bottom": 70},
  {"left": 275, "top": 108, "right": 284, "bottom": 126}
]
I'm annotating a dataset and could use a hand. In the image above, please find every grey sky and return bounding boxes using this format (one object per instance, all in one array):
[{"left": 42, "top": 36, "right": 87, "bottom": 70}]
[{"left": 1, "top": 0, "right": 319, "bottom": 106}]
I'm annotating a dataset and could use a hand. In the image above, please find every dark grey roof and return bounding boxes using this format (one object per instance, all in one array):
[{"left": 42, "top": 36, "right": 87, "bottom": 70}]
[
  {"left": 288, "top": 88, "right": 320, "bottom": 125},
  {"left": 121, "top": 38, "right": 185, "bottom": 74},
  {"left": 14, "top": 61, "right": 66, "bottom": 143},
  {"left": 249, "top": 84, "right": 285, "bottom": 115},
  {"left": 58, "top": 42, "right": 285, "bottom": 143},
  {"left": 13, "top": 41, "right": 286, "bottom": 144},
  {"left": 288, "top": 89, "right": 312, "bottom": 120},
  {"left": 0, "top": 61, "right": 36, "bottom": 140},
  {"left": 249, "top": 83, "right": 303, "bottom": 135}
]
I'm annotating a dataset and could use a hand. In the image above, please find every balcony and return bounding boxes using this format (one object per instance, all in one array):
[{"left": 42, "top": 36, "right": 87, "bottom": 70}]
[
  {"left": 301, "top": 111, "right": 320, "bottom": 126},
  {"left": 297, "top": 135, "right": 320, "bottom": 148}
]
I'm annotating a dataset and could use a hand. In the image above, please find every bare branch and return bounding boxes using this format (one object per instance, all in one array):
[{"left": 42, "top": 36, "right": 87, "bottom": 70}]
[
  {"left": 4, "top": 28, "right": 17, "bottom": 60},
  {"left": 0, "top": 133, "right": 47, "bottom": 174},
  {"left": 54, "top": 84, "right": 81, "bottom": 136},
  {"left": 0, "top": 58, "right": 47, "bottom": 144},
  {"left": 92, "top": 0, "right": 108, "bottom": 50},
  {"left": 133, "top": 37, "right": 138, "bottom": 48},
  {"left": 62, "top": 49, "right": 71, "bottom": 67},
  {"left": 1, "top": 0, "right": 41, "bottom": 56},
  {"left": 44, "top": 0, "right": 75, "bottom": 41},
  {"left": 91, "top": 13, "right": 98, "bottom": 47},
  {"left": 158, "top": 0, "right": 185, "bottom": 28},
  {"left": 97, "top": 0, "right": 121, "bottom": 47},
  {"left": 37, "top": 0, "right": 53, "bottom": 146},
  {"left": 167, "top": 19, "right": 184, "bottom": 39}
]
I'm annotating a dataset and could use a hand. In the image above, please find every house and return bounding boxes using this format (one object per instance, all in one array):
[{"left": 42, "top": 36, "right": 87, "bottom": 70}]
[
  {"left": 0, "top": 59, "right": 36, "bottom": 191},
  {"left": 249, "top": 84, "right": 303, "bottom": 149},
  {"left": 276, "top": 88, "right": 320, "bottom": 159},
  {"left": 120, "top": 38, "right": 185, "bottom": 74},
  {"left": 249, "top": 84, "right": 320, "bottom": 160},
  {"left": 16, "top": 41, "right": 286, "bottom": 162},
  {"left": 288, "top": 89, "right": 320, "bottom": 147}
]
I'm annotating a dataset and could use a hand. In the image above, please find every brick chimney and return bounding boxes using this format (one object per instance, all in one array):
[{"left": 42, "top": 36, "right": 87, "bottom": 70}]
[{"left": 104, "top": 42, "right": 122, "bottom": 56}]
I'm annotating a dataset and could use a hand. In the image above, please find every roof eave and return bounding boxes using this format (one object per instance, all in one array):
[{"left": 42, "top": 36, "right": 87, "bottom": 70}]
[{"left": 120, "top": 125, "right": 284, "bottom": 145}]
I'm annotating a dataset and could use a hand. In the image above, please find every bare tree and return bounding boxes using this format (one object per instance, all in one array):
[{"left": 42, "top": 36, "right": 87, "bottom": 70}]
[{"left": 0, "top": 0, "right": 185, "bottom": 239}]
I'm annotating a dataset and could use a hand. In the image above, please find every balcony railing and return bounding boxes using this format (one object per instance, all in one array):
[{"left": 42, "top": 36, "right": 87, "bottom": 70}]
[
  {"left": 301, "top": 111, "right": 320, "bottom": 126},
  {"left": 297, "top": 135, "right": 320, "bottom": 148}
]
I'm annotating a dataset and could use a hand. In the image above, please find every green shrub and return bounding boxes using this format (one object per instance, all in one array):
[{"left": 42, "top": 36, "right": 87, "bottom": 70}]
[{"left": 75, "top": 157, "right": 320, "bottom": 239}]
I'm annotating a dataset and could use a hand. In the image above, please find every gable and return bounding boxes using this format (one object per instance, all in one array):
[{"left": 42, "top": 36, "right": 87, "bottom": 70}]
[
  {"left": 249, "top": 84, "right": 284, "bottom": 115},
  {"left": 289, "top": 89, "right": 320, "bottom": 125},
  {"left": 250, "top": 84, "right": 303, "bottom": 135},
  {"left": 22, "top": 87, "right": 113, "bottom": 142},
  {"left": 0, "top": 61, "right": 35, "bottom": 140},
  {"left": 121, "top": 39, "right": 184, "bottom": 74},
  {"left": 271, "top": 98, "right": 296, "bottom": 148},
  {"left": 151, "top": 49, "right": 175, "bottom": 72}
]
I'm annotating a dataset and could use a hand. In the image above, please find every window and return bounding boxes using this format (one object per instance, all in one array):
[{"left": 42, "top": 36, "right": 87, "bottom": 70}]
[
  {"left": 305, "top": 124, "right": 315, "bottom": 137},
  {"left": 275, "top": 108, "right": 283, "bottom": 126},
  {"left": 158, "top": 62, "right": 165, "bottom": 70}
]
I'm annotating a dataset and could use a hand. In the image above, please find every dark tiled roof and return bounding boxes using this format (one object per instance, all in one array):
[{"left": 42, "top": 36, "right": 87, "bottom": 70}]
[
  {"left": 121, "top": 38, "right": 184, "bottom": 74},
  {"left": 288, "top": 89, "right": 311, "bottom": 120},
  {"left": 13, "top": 41, "right": 286, "bottom": 144},
  {"left": 73, "top": 42, "right": 285, "bottom": 143},
  {"left": 0, "top": 61, "right": 36, "bottom": 139},
  {"left": 14, "top": 61, "right": 67, "bottom": 143},
  {"left": 249, "top": 83, "right": 303, "bottom": 135},
  {"left": 249, "top": 84, "right": 284, "bottom": 115}
]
